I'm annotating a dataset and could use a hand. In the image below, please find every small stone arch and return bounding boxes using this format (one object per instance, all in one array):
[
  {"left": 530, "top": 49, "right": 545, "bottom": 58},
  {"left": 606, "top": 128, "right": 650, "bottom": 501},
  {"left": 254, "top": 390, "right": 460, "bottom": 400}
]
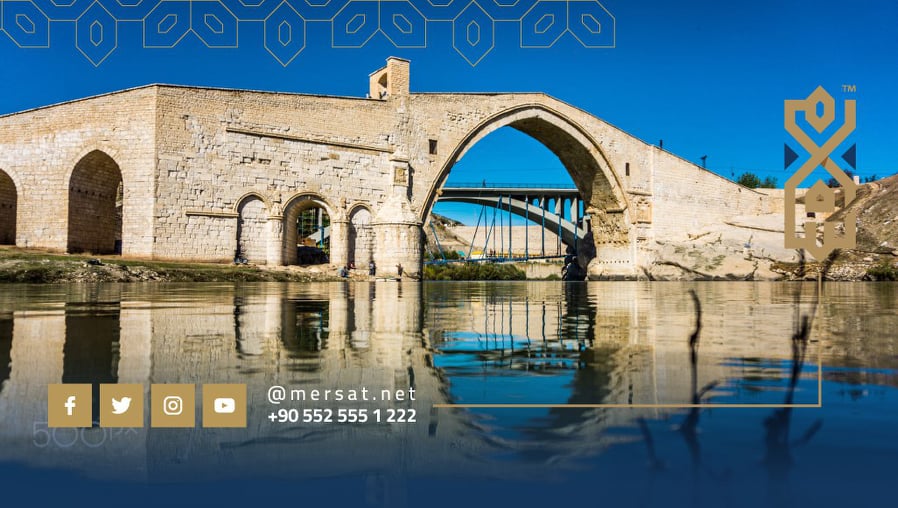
[
  {"left": 66, "top": 150, "right": 123, "bottom": 254},
  {"left": 0, "top": 169, "right": 18, "bottom": 245},
  {"left": 234, "top": 192, "right": 270, "bottom": 212},
  {"left": 235, "top": 193, "right": 269, "bottom": 264},
  {"left": 347, "top": 204, "right": 374, "bottom": 268},
  {"left": 282, "top": 193, "right": 335, "bottom": 265}
]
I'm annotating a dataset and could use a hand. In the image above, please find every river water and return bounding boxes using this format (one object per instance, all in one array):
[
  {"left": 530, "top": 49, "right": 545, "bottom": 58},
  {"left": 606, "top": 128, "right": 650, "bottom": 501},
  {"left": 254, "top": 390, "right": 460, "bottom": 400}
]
[{"left": 0, "top": 281, "right": 895, "bottom": 507}]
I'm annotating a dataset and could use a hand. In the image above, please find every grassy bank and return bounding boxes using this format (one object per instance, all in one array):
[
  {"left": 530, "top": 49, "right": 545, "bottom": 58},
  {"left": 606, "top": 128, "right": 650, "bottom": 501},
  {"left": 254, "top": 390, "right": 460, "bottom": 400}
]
[
  {"left": 424, "top": 262, "right": 526, "bottom": 281},
  {"left": 0, "top": 247, "right": 340, "bottom": 283},
  {"left": 867, "top": 261, "right": 898, "bottom": 281}
]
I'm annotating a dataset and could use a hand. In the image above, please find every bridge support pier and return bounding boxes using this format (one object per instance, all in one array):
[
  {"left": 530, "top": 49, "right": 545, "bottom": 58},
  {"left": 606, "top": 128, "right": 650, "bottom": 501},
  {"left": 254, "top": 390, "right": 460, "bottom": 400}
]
[
  {"left": 372, "top": 193, "right": 422, "bottom": 278},
  {"left": 329, "top": 220, "right": 349, "bottom": 268},
  {"left": 585, "top": 209, "right": 637, "bottom": 279},
  {"left": 373, "top": 222, "right": 423, "bottom": 279},
  {"left": 266, "top": 217, "right": 284, "bottom": 266}
]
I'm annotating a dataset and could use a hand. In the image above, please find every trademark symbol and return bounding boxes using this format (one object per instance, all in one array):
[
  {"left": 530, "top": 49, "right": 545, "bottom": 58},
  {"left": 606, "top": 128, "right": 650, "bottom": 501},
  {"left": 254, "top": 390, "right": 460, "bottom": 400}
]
[{"left": 842, "top": 84, "right": 857, "bottom": 93}]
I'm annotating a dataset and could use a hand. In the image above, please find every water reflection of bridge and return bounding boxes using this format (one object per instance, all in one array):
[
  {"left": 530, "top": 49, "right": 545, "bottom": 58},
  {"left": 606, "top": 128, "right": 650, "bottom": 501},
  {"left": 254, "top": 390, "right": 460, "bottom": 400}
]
[{"left": 0, "top": 282, "right": 824, "bottom": 483}]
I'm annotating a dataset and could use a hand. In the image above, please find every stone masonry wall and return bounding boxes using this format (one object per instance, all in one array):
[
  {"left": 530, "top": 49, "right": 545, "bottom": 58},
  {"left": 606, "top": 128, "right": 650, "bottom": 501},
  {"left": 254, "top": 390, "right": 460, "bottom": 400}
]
[
  {"left": 649, "top": 150, "right": 770, "bottom": 242},
  {"left": 152, "top": 86, "right": 397, "bottom": 262},
  {"left": 0, "top": 88, "right": 157, "bottom": 255}
]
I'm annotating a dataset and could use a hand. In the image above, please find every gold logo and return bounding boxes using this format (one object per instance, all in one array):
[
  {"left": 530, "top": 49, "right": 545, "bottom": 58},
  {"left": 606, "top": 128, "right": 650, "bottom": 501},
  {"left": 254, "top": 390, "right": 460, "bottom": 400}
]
[
  {"left": 202, "top": 384, "right": 247, "bottom": 428},
  {"left": 784, "top": 86, "right": 857, "bottom": 259},
  {"left": 48, "top": 384, "right": 93, "bottom": 428},
  {"left": 150, "top": 384, "right": 196, "bottom": 428}
]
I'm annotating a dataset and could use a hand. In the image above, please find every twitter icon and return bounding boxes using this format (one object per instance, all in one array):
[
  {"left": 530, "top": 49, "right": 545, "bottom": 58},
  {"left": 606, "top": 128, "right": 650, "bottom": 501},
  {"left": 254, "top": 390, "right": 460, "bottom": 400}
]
[
  {"left": 100, "top": 385, "right": 144, "bottom": 427},
  {"left": 111, "top": 397, "right": 132, "bottom": 415}
]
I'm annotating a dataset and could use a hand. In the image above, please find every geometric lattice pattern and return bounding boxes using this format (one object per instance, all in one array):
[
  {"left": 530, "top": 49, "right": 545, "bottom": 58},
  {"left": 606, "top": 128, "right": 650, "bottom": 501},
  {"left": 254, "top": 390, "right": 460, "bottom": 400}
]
[{"left": 0, "top": 0, "right": 615, "bottom": 66}]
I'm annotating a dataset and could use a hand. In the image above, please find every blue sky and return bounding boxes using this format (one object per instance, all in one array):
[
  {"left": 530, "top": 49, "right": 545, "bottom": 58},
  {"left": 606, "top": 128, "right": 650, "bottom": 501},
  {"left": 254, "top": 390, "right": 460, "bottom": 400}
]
[{"left": 1, "top": 0, "right": 895, "bottom": 225}]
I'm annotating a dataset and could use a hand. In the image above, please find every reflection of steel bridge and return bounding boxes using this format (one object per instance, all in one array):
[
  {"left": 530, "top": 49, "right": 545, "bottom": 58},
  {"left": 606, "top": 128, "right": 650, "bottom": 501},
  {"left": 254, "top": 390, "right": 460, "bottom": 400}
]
[{"left": 432, "top": 182, "right": 589, "bottom": 261}]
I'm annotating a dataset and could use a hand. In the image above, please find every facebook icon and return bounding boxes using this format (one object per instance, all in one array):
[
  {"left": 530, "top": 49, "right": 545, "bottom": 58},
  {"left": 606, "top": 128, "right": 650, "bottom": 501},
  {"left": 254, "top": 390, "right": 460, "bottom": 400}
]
[
  {"left": 48, "top": 384, "right": 92, "bottom": 427},
  {"left": 64, "top": 396, "right": 76, "bottom": 416}
]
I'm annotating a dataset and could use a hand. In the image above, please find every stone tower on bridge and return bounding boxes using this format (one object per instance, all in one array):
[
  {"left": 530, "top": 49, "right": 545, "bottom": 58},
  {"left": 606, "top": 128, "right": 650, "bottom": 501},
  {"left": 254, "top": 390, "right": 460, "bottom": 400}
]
[{"left": 0, "top": 58, "right": 774, "bottom": 279}]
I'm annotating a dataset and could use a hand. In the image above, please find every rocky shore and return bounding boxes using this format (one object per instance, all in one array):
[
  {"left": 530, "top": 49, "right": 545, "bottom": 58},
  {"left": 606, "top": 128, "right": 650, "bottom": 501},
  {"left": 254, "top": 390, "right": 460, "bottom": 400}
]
[
  {"left": 0, "top": 248, "right": 346, "bottom": 283},
  {"left": 636, "top": 175, "right": 898, "bottom": 282}
]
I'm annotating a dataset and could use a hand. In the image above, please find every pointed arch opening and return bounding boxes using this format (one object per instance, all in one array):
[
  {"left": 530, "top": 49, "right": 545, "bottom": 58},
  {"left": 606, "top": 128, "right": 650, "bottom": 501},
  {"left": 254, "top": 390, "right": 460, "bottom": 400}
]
[
  {"left": 422, "top": 104, "right": 630, "bottom": 268},
  {"left": 236, "top": 194, "right": 269, "bottom": 264},
  {"left": 283, "top": 194, "right": 332, "bottom": 266},
  {"left": 348, "top": 205, "right": 373, "bottom": 268},
  {"left": 424, "top": 105, "right": 627, "bottom": 222},
  {"left": 0, "top": 169, "right": 16, "bottom": 245},
  {"left": 67, "top": 150, "right": 123, "bottom": 254}
]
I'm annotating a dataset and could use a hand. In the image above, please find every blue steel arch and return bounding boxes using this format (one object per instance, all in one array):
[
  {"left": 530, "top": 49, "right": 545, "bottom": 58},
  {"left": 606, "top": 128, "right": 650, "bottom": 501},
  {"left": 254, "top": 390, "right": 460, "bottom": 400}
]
[{"left": 436, "top": 186, "right": 588, "bottom": 249}]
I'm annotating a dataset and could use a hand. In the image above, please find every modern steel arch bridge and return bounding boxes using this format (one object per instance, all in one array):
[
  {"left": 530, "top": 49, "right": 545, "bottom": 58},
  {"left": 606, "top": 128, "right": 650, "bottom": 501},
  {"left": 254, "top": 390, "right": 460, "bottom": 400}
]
[{"left": 432, "top": 182, "right": 589, "bottom": 261}]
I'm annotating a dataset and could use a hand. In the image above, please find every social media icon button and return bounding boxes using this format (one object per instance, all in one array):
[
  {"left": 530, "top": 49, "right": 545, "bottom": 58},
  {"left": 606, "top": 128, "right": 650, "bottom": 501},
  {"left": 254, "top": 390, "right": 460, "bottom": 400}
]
[
  {"left": 203, "top": 384, "right": 246, "bottom": 428},
  {"left": 48, "top": 384, "right": 92, "bottom": 428},
  {"left": 100, "top": 384, "right": 144, "bottom": 428},
  {"left": 151, "top": 384, "right": 195, "bottom": 428}
]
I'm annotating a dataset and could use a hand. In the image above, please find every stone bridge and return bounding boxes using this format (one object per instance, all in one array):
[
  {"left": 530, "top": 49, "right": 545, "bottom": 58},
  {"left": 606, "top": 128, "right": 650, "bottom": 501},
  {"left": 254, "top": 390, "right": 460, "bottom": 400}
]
[{"left": 0, "top": 58, "right": 775, "bottom": 278}]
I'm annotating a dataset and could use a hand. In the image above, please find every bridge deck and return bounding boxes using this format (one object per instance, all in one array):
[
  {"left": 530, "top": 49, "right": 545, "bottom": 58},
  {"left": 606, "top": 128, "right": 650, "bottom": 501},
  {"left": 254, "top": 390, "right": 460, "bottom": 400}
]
[{"left": 441, "top": 183, "right": 580, "bottom": 198}]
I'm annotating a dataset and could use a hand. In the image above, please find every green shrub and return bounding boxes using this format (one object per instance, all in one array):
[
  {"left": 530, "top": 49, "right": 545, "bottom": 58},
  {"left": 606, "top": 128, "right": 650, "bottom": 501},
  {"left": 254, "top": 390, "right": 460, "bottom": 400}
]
[
  {"left": 867, "top": 261, "right": 898, "bottom": 281},
  {"left": 424, "top": 250, "right": 463, "bottom": 261},
  {"left": 424, "top": 262, "right": 526, "bottom": 281}
]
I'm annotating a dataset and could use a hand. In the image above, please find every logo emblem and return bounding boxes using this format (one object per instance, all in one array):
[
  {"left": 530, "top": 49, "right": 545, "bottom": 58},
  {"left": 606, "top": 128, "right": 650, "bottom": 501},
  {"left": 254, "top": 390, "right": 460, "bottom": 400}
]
[{"left": 784, "top": 86, "right": 857, "bottom": 259}]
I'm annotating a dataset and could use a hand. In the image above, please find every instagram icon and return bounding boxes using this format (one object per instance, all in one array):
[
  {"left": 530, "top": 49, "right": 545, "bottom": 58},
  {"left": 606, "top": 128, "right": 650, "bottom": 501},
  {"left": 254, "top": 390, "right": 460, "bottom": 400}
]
[
  {"left": 151, "top": 385, "right": 195, "bottom": 427},
  {"left": 163, "top": 396, "right": 183, "bottom": 416}
]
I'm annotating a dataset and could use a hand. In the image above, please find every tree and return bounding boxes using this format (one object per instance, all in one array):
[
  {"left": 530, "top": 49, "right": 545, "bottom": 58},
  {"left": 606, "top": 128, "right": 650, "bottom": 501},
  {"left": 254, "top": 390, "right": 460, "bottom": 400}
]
[
  {"left": 736, "top": 172, "right": 761, "bottom": 189},
  {"left": 827, "top": 170, "right": 855, "bottom": 188},
  {"left": 760, "top": 176, "right": 777, "bottom": 188}
]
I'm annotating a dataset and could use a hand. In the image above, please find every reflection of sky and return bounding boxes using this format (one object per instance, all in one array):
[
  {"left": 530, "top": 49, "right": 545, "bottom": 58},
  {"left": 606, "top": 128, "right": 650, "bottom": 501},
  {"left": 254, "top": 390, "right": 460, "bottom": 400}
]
[
  {"left": 713, "top": 358, "right": 821, "bottom": 405},
  {"left": 437, "top": 364, "right": 578, "bottom": 405},
  {"left": 434, "top": 328, "right": 583, "bottom": 404}
]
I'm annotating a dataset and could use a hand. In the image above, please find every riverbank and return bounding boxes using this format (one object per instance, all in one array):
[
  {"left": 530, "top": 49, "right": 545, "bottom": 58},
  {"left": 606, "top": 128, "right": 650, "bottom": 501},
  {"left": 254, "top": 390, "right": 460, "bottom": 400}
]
[
  {"left": 1, "top": 246, "right": 893, "bottom": 283},
  {"left": 0, "top": 247, "right": 346, "bottom": 283}
]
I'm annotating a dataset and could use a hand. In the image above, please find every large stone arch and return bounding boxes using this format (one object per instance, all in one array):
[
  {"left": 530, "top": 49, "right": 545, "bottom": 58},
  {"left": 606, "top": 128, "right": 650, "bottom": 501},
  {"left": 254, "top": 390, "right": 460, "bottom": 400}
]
[
  {"left": 236, "top": 194, "right": 269, "bottom": 264},
  {"left": 282, "top": 193, "right": 335, "bottom": 265},
  {"left": 66, "top": 150, "right": 123, "bottom": 254},
  {"left": 348, "top": 204, "right": 374, "bottom": 268},
  {"left": 0, "top": 169, "right": 17, "bottom": 245},
  {"left": 421, "top": 104, "right": 634, "bottom": 275}
]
